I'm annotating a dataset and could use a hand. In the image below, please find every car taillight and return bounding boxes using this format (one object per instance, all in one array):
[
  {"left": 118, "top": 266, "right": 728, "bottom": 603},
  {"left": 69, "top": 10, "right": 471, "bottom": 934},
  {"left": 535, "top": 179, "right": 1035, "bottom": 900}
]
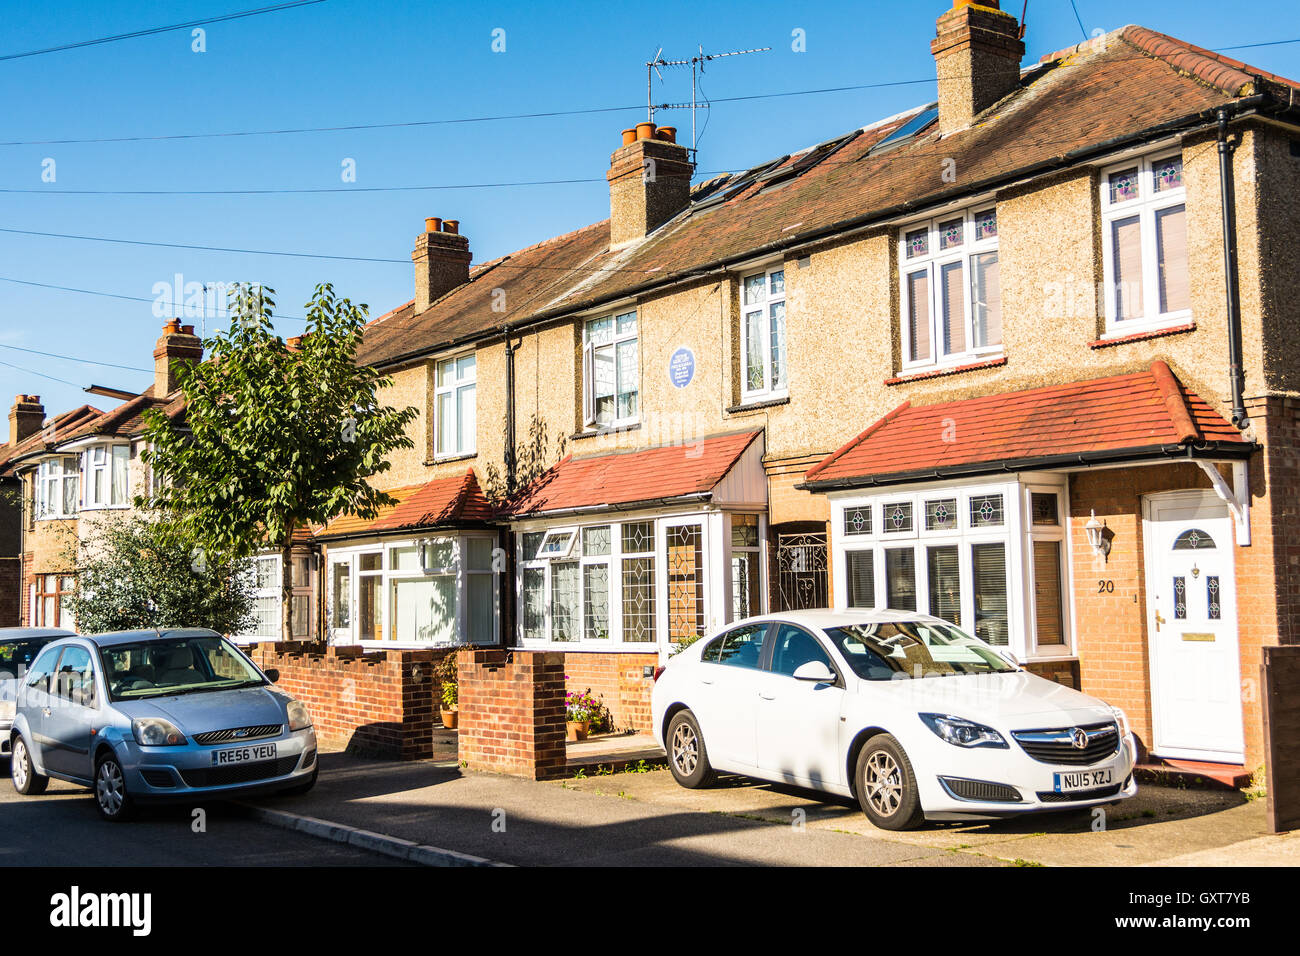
[{"left": 652, "top": 666, "right": 666, "bottom": 682}]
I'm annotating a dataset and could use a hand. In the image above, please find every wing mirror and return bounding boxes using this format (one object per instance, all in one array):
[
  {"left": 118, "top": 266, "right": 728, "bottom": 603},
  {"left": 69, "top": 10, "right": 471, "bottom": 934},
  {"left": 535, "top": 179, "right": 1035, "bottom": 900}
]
[
  {"left": 792, "top": 661, "right": 836, "bottom": 683},
  {"left": 264, "top": 668, "right": 281, "bottom": 684}
]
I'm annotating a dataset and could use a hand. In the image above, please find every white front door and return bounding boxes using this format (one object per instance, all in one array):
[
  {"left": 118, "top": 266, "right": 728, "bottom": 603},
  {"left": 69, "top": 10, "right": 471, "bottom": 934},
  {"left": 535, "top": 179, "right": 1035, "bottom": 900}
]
[{"left": 1144, "top": 493, "right": 1244, "bottom": 762}]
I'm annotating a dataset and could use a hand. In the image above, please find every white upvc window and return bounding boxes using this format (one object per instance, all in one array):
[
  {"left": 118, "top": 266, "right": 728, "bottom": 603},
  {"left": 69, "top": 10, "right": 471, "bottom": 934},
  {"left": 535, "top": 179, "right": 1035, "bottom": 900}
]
[
  {"left": 583, "top": 310, "right": 639, "bottom": 429},
  {"left": 740, "top": 266, "right": 787, "bottom": 400},
  {"left": 84, "top": 444, "right": 131, "bottom": 509},
  {"left": 34, "top": 456, "right": 80, "bottom": 519},
  {"left": 833, "top": 478, "right": 1072, "bottom": 662},
  {"left": 899, "top": 205, "right": 1002, "bottom": 370},
  {"left": 434, "top": 353, "right": 476, "bottom": 458},
  {"left": 236, "top": 553, "right": 315, "bottom": 642},
  {"left": 1101, "top": 151, "right": 1190, "bottom": 334},
  {"left": 325, "top": 536, "right": 497, "bottom": 647}
]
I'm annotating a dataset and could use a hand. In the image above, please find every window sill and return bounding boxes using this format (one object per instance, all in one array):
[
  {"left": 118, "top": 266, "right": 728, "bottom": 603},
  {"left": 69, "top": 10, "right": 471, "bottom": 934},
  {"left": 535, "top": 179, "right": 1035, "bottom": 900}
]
[
  {"left": 571, "top": 422, "right": 641, "bottom": 441},
  {"left": 885, "top": 355, "right": 1006, "bottom": 386},
  {"left": 1089, "top": 322, "right": 1195, "bottom": 349},
  {"left": 424, "top": 452, "right": 477, "bottom": 466},
  {"left": 727, "top": 395, "right": 790, "bottom": 414}
]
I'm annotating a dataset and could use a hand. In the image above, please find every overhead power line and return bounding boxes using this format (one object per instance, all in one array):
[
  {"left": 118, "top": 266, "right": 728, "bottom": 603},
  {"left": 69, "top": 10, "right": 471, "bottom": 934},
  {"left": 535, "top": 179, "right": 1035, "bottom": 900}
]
[
  {"left": 0, "top": 1, "right": 326, "bottom": 64},
  {"left": 0, "top": 341, "right": 151, "bottom": 372}
]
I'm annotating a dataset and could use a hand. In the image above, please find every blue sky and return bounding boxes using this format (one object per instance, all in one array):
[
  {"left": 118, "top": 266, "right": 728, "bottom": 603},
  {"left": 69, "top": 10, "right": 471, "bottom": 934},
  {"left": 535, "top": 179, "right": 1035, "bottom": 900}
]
[{"left": 2, "top": 0, "right": 1298, "bottom": 440}]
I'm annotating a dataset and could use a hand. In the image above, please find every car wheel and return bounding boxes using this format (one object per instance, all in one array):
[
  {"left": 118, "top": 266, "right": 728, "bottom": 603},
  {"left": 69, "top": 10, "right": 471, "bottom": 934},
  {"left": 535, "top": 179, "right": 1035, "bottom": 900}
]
[
  {"left": 281, "top": 765, "right": 318, "bottom": 797},
  {"left": 855, "top": 734, "right": 925, "bottom": 831},
  {"left": 666, "top": 710, "right": 717, "bottom": 789},
  {"left": 94, "top": 754, "right": 134, "bottom": 823},
  {"left": 10, "top": 736, "right": 48, "bottom": 796}
]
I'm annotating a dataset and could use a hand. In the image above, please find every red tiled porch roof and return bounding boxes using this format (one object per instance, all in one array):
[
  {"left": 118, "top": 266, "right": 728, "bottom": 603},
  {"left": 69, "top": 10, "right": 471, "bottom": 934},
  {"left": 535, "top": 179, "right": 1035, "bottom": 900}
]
[
  {"left": 508, "top": 431, "right": 762, "bottom": 517},
  {"left": 803, "top": 362, "right": 1249, "bottom": 489},
  {"left": 316, "top": 469, "right": 494, "bottom": 539}
]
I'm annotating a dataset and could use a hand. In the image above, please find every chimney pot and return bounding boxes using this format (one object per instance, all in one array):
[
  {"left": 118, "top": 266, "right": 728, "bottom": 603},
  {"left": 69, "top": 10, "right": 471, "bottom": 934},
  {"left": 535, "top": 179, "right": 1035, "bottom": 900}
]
[
  {"left": 635, "top": 122, "right": 655, "bottom": 141},
  {"left": 621, "top": 128, "right": 637, "bottom": 146},
  {"left": 655, "top": 126, "right": 677, "bottom": 143},
  {"left": 442, "top": 219, "right": 459, "bottom": 235},
  {"left": 425, "top": 216, "right": 443, "bottom": 233},
  {"left": 931, "top": 0, "right": 1024, "bottom": 134}
]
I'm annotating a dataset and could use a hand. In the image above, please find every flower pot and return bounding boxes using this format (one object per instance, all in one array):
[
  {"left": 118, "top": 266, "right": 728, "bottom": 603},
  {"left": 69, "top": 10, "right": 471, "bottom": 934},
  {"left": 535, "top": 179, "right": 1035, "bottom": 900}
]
[
  {"left": 441, "top": 708, "right": 458, "bottom": 730},
  {"left": 566, "top": 720, "right": 590, "bottom": 742}
]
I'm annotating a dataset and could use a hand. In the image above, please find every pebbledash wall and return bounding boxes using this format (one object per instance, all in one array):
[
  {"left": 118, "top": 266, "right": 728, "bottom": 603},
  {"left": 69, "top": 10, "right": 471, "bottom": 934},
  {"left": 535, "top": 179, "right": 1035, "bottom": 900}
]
[{"left": 244, "top": 642, "right": 454, "bottom": 760}]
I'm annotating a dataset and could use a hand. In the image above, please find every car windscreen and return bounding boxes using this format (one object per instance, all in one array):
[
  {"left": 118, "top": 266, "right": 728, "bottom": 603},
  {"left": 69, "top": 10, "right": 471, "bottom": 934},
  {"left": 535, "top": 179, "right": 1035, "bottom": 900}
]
[
  {"left": 0, "top": 639, "right": 52, "bottom": 700},
  {"left": 824, "top": 621, "right": 1016, "bottom": 680},
  {"left": 100, "top": 635, "right": 265, "bottom": 700}
]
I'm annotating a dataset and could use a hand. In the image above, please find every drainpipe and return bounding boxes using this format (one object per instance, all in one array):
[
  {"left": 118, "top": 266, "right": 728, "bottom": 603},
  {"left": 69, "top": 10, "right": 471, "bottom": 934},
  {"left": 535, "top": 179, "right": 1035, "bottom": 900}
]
[
  {"left": 503, "top": 324, "right": 518, "bottom": 491},
  {"left": 1218, "top": 106, "right": 1250, "bottom": 430}
]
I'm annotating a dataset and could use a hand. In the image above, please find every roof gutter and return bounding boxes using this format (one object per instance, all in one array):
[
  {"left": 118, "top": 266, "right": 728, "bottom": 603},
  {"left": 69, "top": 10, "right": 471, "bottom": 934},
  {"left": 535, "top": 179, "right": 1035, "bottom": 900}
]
[
  {"left": 798, "top": 440, "right": 1259, "bottom": 493},
  {"left": 373, "top": 96, "right": 1290, "bottom": 372},
  {"left": 507, "top": 491, "right": 714, "bottom": 522}
]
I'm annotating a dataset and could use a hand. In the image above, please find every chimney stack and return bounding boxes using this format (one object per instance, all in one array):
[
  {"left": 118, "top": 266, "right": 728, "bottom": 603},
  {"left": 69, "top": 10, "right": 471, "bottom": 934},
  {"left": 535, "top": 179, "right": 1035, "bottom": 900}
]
[
  {"left": 931, "top": 0, "right": 1025, "bottom": 135},
  {"left": 7, "top": 394, "right": 44, "bottom": 449},
  {"left": 153, "top": 319, "right": 203, "bottom": 396},
  {"left": 606, "top": 124, "right": 693, "bottom": 250},
  {"left": 413, "top": 217, "right": 472, "bottom": 313}
]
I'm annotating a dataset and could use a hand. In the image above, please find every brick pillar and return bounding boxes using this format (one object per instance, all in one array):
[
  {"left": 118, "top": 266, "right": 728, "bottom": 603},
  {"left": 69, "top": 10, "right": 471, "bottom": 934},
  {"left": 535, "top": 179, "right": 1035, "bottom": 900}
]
[{"left": 458, "top": 649, "right": 566, "bottom": 780}]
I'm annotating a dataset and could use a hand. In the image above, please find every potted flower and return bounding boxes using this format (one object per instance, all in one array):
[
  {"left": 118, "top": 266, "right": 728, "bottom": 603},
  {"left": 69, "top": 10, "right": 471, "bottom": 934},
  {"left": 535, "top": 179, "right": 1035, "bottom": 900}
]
[
  {"left": 565, "top": 687, "right": 600, "bottom": 742},
  {"left": 435, "top": 652, "right": 459, "bottom": 729}
]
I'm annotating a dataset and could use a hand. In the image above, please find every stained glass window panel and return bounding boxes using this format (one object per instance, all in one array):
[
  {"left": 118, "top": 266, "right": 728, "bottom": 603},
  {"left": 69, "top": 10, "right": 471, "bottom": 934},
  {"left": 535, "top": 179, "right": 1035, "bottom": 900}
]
[
  {"left": 622, "top": 521, "right": 654, "bottom": 554},
  {"left": 582, "top": 525, "right": 611, "bottom": 556},
  {"left": 938, "top": 218, "right": 964, "bottom": 250},
  {"left": 583, "top": 564, "right": 610, "bottom": 639},
  {"left": 974, "top": 208, "right": 998, "bottom": 241},
  {"left": 1173, "top": 576, "right": 1187, "bottom": 619},
  {"left": 1108, "top": 167, "right": 1140, "bottom": 203},
  {"left": 1207, "top": 576, "right": 1221, "bottom": 620},
  {"left": 1152, "top": 156, "right": 1183, "bottom": 193},
  {"left": 970, "top": 494, "right": 1004, "bottom": 528},
  {"left": 1031, "top": 492, "right": 1059, "bottom": 526},
  {"left": 667, "top": 525, "right": 705, "bottom": 643},
  {"left": 883, "top": 501, "right": 914, "bottom": 533},
  {"left": 924, "top": 498, "right": 957, "bottom": 532},
  {"left": 844, "top": 506, "right": 872, "bottom": 536},
  {"left": 743, "top": 273, "right": 765, "bottom": 306},
  {"left": 905, "top": 227, "right": 929, "bottom": 259},
  {"left": 745, "top": 310, "right": 765, "bottom": 391},
  {"left": 1172, "top": 528, "right": 1216, "bottom": 551},
  {"left": 621, "top": 556, "right": 656, "bottom": 643},
  {"left": 731, "top": 513, "right": 759, "bottom": 548}
]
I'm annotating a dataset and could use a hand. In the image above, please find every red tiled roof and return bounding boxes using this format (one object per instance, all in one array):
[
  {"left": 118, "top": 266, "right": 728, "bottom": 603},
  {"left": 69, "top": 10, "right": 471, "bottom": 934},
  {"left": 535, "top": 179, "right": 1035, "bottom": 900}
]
[
  {"left": 508, "top": 431, "right": 761, "bottom": 516},
  {"left": 317, "top": 469, "right": 494, "bottom": 538},
  {"left": 1, "top": 404, "right": 105, "bottom": 476},
  {"left": 803, "top": 362, "right": 1247, "bottom": 488},
  {"left": 355, "top": 25, "right": 1299, "bottom": 370}
]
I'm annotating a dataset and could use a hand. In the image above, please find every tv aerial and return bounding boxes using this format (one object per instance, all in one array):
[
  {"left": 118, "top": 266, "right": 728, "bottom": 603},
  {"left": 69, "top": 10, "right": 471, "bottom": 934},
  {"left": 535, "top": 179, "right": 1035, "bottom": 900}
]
[{"left": 646, "top": 44, "right": 771, "bottom": 161}]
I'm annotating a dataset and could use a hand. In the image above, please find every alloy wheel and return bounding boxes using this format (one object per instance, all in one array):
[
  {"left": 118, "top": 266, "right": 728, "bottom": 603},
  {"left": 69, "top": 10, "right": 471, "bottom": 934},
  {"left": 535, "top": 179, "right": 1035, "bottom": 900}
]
[
  {"left": 96, "top": 760, "right": 125, "bottom": 817},
  {"left": 671, "top": 722, "right": 698, "bottom": 776},
  {"left": 11, "top": 739, "right": 28, "bottom": 789},
  {"left": 865, "top": 750, "right": 903, "bottom": 817}
]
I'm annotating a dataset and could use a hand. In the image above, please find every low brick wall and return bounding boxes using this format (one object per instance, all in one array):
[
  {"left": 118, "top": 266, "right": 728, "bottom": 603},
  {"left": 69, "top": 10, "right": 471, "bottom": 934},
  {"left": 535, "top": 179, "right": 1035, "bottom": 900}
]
[
  {"left": 0, "top": 558, "right": 19, "bottom": 627},
  {"left": 245, "top": 642, "right": 451, "bottom": 760},
  {"left": 563, "top": 651, "right": 658, "bottom": 733},
  {"left": 458, "top": 649, "right": 566, "bottom": 780}
]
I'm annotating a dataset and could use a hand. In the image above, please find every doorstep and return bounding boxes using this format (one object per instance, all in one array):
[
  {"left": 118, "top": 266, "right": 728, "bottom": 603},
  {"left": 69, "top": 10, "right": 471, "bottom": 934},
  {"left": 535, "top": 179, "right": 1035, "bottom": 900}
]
[
  {"left": 566, "top": 733, "right": 666, "bottom": 773},
  {"left": 1135, "top": 758, "right": 1252, "bottom": 790}
]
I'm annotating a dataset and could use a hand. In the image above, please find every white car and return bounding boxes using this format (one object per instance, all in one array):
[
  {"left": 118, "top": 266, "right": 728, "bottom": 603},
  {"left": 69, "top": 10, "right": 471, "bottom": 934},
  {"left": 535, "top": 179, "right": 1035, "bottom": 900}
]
[{"left": 651, "top": 610, "right": 1136, "bottom": 830}]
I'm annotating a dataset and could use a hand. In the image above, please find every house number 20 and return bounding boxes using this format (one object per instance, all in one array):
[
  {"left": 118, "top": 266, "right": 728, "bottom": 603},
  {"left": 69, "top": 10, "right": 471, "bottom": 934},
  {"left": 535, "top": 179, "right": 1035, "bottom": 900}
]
[{"left": 1097, "top": 579, "right": 1115, "bottom": 593}]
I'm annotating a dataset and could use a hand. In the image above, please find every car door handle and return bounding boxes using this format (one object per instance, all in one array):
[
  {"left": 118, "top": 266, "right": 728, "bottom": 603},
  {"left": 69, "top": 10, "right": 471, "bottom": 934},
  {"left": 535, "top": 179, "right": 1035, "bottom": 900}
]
[
  {"left": 758, "top": 691, "right": 776, "bottom": 700},
  {"left": 700, "top": 677, "right": 714, "bottom": 685}
]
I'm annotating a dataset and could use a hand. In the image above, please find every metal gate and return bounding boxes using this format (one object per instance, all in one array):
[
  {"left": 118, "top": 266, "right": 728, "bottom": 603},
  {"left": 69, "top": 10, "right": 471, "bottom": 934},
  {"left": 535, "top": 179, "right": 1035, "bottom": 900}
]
[{"left": 776, "top": 532, "right": 828, "bottom": 611}]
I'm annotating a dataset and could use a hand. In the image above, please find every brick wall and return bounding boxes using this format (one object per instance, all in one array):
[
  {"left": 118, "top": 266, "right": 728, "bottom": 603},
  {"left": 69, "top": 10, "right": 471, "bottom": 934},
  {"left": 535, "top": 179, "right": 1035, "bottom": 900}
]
[
  {"left": 0, "top": 558, "right": 19, "bottom": 627},
  {"left": 562, "top": 651, "right": 658, "bottom": 733},
  {"left": 458, "top": 649, "right": 566, "bottom": 780},
  {"left": 245, "top": 642, "right": 450, "bottom": 760},
  {"left": 18, "top": 553, "right": 31, "bottom": 626}
]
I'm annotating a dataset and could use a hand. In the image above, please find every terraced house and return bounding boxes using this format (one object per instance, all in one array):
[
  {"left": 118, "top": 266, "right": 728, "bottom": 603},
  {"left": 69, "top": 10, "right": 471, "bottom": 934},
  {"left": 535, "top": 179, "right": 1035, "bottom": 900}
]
[{"left": 319, "top": 2, "right": 1300, "bottom": 779}]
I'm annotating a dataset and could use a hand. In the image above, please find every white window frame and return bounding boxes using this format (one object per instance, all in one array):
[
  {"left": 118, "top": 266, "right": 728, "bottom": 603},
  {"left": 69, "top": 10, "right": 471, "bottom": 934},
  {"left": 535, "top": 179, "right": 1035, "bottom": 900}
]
[
  {"left": 433, "top": 352, "right": 477, "bottom": 458},
  {"left": 739, "top": 265, "right": 788, "bottom": 402},
  {"left": 1100, "top": 150, "right": 1190, "bottom": 335},
  {"left": 34, "top": 456, "right": 80, "bottom": 520},
  {"left": 83, "top": 443, "right": 131, "bottom": 510},
  {"left": 831, "top": 476, "right": 1073, "bottom": 662},
  {"left": 582, "top": 310, "right": 639, "bottom": 430},
  {"left": 324, "top": 535, "right": 498, "bottom": 648},
  {"left": 898, "top": 205, "right": 1002, "bottom": 372}
]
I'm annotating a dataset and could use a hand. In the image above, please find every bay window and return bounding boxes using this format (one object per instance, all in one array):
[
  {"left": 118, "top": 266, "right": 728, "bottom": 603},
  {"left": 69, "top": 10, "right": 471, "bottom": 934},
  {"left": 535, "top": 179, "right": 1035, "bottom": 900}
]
[
  {"left": 1101, "top": 152, "right": 1189, "bottom": 333},
  {"left": 583, "top": 311, "right": 638, "bottom": 429},
  {"left": 899, "top": 206, "right": 1001, "bottom": 370},
  {"left": 84, "top": 444, "right": 131, "bottom": 509},
  {"left": 326, "top": 535, "right": 496, "bottom": 646},
  {"left": 835, "top": 480, "right": 1070, "bottom": 659},
  {"left": 34, "top": 457, "right": 79, "bottom": 519},
  {"left": 740, "top": 266, "right": 787, "bottom": 401},
  {"left": 237, "top": 553, "right": 315, "bottom": 642},
  {"left": 435, "top": 353, "right": 476, "bottom": 458}
]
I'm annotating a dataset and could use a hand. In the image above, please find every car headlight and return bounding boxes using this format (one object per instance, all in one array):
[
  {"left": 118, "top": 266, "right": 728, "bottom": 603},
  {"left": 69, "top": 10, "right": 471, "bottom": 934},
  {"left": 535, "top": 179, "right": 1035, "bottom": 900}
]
[
  {"left": 132, "top": 717, "right": 187, "bottom": 746},
  {"left": 286, "top": 700, "right": 312, "bottom": 732},
  {"left": 0, "top": 700, "right": 15, "bottom": 721},
  {"left": 919, "top": 713, "right": 1008, "bottom": 749},
  {"left": 1109, "top": 705, "right": 1130, "bottom": 737}
]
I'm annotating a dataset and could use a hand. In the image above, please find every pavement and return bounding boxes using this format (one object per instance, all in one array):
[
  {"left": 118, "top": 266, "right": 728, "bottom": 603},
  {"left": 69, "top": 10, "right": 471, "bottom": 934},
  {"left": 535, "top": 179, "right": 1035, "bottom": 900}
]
[{"left": 251, "top": 749, "right": 1296, "bottom": 867}]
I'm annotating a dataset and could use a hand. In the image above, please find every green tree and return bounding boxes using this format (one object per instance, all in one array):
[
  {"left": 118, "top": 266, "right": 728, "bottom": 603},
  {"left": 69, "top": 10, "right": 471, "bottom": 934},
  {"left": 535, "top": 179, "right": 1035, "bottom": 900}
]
[
  {"left": 140, "top": 283, "right": 417, "bottom": 640},
  {"left": 65, "top": 513, "right": 256, "bottom": 636}
]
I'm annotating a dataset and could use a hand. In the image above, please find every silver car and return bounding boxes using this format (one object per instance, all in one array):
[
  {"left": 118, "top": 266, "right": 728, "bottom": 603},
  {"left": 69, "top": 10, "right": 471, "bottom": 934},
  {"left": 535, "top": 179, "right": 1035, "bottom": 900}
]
[
  {"left": 1, "top": 628, "right": 75, "bottom": 758},
  {"left": 8, "top": 628, "right": 318, "bottom": 821}
]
